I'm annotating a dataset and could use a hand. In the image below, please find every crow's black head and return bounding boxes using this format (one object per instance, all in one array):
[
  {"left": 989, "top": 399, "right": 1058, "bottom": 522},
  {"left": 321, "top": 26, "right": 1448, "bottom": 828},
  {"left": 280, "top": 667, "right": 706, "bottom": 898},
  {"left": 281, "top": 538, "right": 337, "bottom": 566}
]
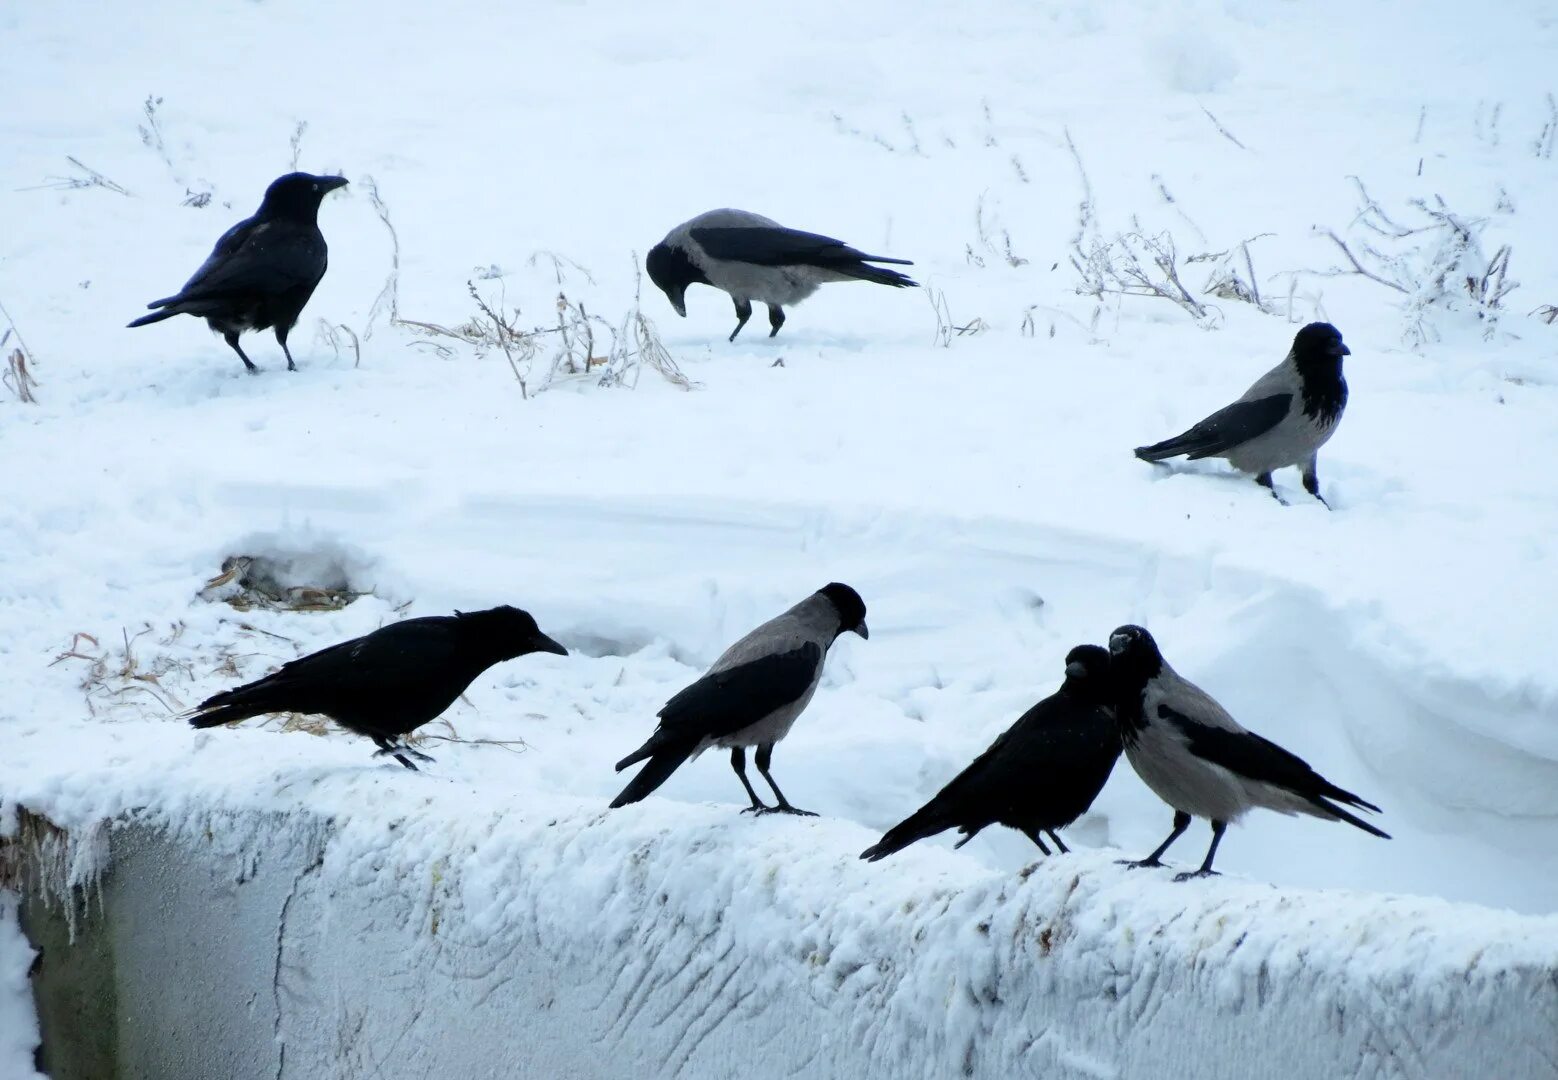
[
  {"left": 1292, "top": 322, "right": 1350, "bottom": 361},
  {"left": 1106, "top": 624, "right": 1163, "bottom": 692},
  {"left": 258, "top": 172, "right": 349, "bottom": 221},
  {"left": 817, "top": 582, "right": 869, "bottom": 640},
  {"left": 1065, "top": 645, "right": 1115, "bottom": 704},
  {"left": 458, "top": 605, "right": 568, "bottom": 658},
  {"left": 646, "top": 242, "right": 707, "bottom": 317}
]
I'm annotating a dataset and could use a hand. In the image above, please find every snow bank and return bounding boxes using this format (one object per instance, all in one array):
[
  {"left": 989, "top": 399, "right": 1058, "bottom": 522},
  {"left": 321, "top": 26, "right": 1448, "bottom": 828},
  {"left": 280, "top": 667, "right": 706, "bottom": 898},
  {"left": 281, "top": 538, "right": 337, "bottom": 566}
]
[{"left": 11, "top": 773, "right": 1558, "bottom": 1080}]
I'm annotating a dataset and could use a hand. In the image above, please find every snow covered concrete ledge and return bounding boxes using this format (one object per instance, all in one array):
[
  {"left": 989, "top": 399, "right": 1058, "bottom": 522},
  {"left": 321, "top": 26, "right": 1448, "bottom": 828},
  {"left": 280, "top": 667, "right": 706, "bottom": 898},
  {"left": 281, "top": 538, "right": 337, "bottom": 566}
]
[{"left": 10, "top": 769, "right": 1557, "bottom": 1080}]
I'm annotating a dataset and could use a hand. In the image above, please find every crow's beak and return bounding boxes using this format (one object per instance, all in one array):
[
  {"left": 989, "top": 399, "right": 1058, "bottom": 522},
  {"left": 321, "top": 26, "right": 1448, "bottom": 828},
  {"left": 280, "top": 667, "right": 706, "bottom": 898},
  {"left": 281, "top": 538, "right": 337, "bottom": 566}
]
[
  {"left": 853, "top": 622, "right": 870, "bottom": 640},
  {"left": 1108, "top": 633, "right": 1129, "bottom": 655},
  {"left": 1338, "top": 343, "right": 1351, "bottom": 356},
  {"left": 533, "top": 633, "right": 568, "bottom": 657},
  {"left": 321, "top": 176, "right": 350, "bottom": 192},
  {"left": 1065, "top": 661, "right": 1087, "bottom": 679},
  {"left": 670, "top": 292, "right": 687, "bottom": 318}
]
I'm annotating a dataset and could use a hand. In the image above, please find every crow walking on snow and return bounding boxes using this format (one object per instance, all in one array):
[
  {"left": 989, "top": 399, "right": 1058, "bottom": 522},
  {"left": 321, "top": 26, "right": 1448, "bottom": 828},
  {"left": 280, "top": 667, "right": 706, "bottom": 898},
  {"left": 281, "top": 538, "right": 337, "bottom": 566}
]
[
  {"left": 646, "top": 209, "right": 917, "bottom": 342},
  {"left": 1134, "top": 322, "right": 1351, "bottom": 506},
  {"left": 128, "top": 171, "right": 349, "bottom": 373},
  {"left": 189, "top": 606, "right": 567, "bottom": 769}
]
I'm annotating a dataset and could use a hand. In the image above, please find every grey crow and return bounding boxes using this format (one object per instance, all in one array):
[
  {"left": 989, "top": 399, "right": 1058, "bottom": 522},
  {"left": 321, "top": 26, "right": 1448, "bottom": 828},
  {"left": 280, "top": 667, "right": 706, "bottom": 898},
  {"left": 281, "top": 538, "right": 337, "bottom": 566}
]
[
  {"left": 645, "top": 209, "right": 917, "bottom": 342},
  {"left": 610, "top": 583, "right": 868, "bottom": 814},
  {"left": 189, "top": 606, "right": 567, "bottom": 769},
  {"left": 1107, "top": 624, "right": 1387, "bottom": 880},
  {"left": 1134, "top": 322, "right": 1350, "bottom": 506},
  {"left": 860, "top": 644, "right": 1120, "bottom": 861},
  {"left": 128, "top": 172, "right": 349, "bottom": 372}
]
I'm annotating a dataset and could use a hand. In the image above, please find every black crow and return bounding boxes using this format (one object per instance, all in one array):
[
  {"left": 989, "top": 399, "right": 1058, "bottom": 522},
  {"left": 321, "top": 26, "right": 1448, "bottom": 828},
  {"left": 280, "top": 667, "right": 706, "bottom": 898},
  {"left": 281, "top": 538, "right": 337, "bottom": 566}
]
[
  {"left": 611, "top": 583, "right": 868, "bottom": 813},
  {"left": 128, "top": 172, "right": 349, "bottom": 372},
  {"left": 1134, "top": 322, "right": 1351, "bottom": 506},
  {"left": 1108, "top": 624, "right": 1388, "bottom": 880},
  {"left": 189, "top": 606, "right": 566, "bottom": 769},
  {"left": 646, "top": 209, "right": 917, "bottom": 342},
  {"left": 860, "top": 644, "right": 1120, "bottom": 861}
]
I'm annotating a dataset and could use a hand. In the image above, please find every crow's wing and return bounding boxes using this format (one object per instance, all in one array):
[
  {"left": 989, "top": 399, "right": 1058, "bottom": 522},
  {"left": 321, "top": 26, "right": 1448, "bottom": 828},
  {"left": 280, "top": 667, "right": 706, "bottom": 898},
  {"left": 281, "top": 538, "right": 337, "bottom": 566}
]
[
  {"left": 690, "top": 226, "right": 910, "bottom": 268},
  {"left": 203, "top": 617, "right": 461, "bottom": 708},
  {"left": 1158, "top": 703, "right": 1380, "bottom": 813},
  {"left": 159, "top": 220, "right": 325, "bottom": 307},
  {"left": 1135, "top": 394, "right": 1292, "bottom": 461},
  {"left": 655, "top": 642, "right": 823, "bottom": 741}
]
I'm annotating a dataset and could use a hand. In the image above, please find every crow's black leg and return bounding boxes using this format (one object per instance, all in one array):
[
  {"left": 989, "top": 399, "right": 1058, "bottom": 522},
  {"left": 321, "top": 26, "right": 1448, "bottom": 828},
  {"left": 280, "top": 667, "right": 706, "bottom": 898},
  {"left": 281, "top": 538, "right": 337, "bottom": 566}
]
[
  {"left": 767, "top": 304, "right": 785, "bottom": 337},
  {"left": 1254, "top": 472, "right": 1288, "bottom": 506},
  {"left": 730, "top": 747, "right": 770, "bottom": 813},
  {"left": 1118, "top": 810, "right": 1191, "bottom": 869},
  {"left": 1028, "top": 831, "right": 1053, "bottom": 856},
  {"left": 275, "top": 325, "right": 298, "bottom": 372},
  {"left": 1046, "top": 830, "right": 1069, "bottom": 854},
  {"left": 1301, "top": 458, "right": 1330, "bottom": 509},
  {"left": 729, "top": 298, "right": 753, "bottom": 343},
  {"left": 753, "top": 742, "right": 816, "bottom": 816},
  {"left": 371, "top": 735, "right": 432, "bottom": 770},
  {"left": 224, "top": 332, "right": 259, "bottom": 374},
  {"left": 1174, "top": 820, "right": 1227, "bottom": 882}
]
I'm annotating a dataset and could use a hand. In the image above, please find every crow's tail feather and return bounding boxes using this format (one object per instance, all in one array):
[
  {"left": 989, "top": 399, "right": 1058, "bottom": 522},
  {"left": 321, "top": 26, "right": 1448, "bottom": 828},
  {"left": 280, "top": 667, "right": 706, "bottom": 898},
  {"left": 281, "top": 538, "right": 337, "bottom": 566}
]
[
  {"left": 1310, "top": 794, "right": 1390, "bottom": 839},
  {"left": 859, "top": 802, "right": 960, "bottom": 862},
  {"left": 609, "top": 742, "right": 696, "bottom": 808},
  {"left": 838, "top": 261, "right": 918, "bottom": 288},
  {"left": 1134, "top": 430, "right": 1226, "bottom": 462},
  {"left": 127, "top": 308, "right": 179, "bottom": 329}
]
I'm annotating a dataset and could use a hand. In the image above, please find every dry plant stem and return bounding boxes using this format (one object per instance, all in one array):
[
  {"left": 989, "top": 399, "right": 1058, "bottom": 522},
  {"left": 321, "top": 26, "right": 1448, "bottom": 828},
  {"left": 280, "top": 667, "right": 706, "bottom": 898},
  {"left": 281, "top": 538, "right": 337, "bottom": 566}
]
[
  {"left": 1199, "top": 106, "right": 1250, "bottom": 150},
  {"left": 362, "top": 176, "right": 402, "bottom": 335},
  {"left": 1319, "top": 229, "right": 1409, "bottom": 293}
]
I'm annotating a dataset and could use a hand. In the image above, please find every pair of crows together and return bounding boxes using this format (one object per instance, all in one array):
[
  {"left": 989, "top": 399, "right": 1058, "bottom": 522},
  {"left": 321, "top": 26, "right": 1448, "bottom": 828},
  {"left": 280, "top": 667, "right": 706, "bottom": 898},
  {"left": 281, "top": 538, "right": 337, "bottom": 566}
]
[
  {"left": 190, "top": 584, "right": 1388, "bottom": 880},
  {"left": 129, "top": 173, "right": 1353, "bottom": 507}
]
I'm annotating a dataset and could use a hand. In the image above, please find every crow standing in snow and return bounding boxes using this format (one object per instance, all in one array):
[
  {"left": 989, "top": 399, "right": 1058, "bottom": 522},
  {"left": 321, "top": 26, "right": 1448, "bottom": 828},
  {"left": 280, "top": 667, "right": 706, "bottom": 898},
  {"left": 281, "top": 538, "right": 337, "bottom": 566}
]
[
  {"left": 860, "top": 644, "right": 1120, "bottom": 862},
  {"left": 1107, "top": 624, "right": 1388, "bottom": 880},
  {"left": 189, "top": 606, "right": 567, "bottom": 769},
  {"left": 1134, "top": 322, "right": 1351, "bottom": 506},
  {"left": 128, "top": 172, "right": 349, "bottom": 372},
  {"left": 645, "top": 209, "right": 917, "bottom": 342},
  {"left": 610, "top": 583, "right": 869, "bottom": 814}
]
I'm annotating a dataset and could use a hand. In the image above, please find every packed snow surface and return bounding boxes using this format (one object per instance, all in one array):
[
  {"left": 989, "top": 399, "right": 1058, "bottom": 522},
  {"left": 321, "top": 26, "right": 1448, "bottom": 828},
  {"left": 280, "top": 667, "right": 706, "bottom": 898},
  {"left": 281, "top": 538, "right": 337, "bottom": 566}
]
[{"left": 2, "top": 0, "right": 1558, "bottom": 1071}]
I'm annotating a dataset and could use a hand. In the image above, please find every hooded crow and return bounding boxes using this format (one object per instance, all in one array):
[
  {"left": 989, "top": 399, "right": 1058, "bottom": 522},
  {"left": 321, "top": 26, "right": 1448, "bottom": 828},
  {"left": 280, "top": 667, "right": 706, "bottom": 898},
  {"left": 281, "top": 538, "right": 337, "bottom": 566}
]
[
  {"left": 645, "top": 209, "right": 917, "bottom": 342},
  {"left": 610, "top": 583, "right": 868, "bottom": 814},
  {"left": 1134, "top": 322, "right": 1350, "bottom": 506},
  {"left": 860, "top": 644, "right": 1119, "bottom": 862},
  {"left": 1107, "top": 624, "right": 1388, "bottom": 880},
  {"left": 128, "top": 172, "right": 349, "bottom": 372},
  {"left": 189, "top": 606, "right": 567, "bottom": 769}
]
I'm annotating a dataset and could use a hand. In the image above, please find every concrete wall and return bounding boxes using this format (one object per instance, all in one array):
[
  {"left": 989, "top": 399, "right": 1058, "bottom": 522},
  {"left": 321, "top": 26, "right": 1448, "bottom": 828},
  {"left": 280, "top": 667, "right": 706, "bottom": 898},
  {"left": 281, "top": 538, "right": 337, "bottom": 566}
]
[{"left": 18, "top": 808, "right": 1558, "bottom": 1080}]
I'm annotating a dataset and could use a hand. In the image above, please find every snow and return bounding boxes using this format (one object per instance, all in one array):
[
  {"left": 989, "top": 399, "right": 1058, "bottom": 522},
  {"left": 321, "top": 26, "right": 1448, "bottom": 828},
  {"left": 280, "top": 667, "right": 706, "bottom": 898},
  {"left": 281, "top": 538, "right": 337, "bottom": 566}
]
[
  {"left": 2, "top": 0, "right": 1558, "bottom": 1071},
  {"left": 0, "top": 894, "right": 46, "bottom": 1080}
]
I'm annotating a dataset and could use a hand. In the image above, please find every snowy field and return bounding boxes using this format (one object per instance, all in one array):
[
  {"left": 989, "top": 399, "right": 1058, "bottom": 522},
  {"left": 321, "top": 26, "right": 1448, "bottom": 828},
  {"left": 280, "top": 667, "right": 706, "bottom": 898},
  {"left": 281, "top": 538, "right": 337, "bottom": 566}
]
[{"left": 3, "top": 0, "right": 1558, "bottom": 1074}]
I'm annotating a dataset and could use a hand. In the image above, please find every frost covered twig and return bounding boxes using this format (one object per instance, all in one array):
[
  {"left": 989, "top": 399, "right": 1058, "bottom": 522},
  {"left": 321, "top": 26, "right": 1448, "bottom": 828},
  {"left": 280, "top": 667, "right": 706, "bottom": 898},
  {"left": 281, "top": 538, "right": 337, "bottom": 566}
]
[
  {"left": 19, "top": 156, "right": 131, "bottom": 196},
  {"left": 362, "top": 176, "right": 402, "bottom": 336}
]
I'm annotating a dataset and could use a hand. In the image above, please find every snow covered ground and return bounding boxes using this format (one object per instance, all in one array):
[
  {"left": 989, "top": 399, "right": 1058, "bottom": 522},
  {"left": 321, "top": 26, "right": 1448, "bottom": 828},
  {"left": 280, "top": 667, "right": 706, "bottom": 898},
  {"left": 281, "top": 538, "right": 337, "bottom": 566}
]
[{"left": 3, "top": 0, "right": 1558, "bottom": 1073}]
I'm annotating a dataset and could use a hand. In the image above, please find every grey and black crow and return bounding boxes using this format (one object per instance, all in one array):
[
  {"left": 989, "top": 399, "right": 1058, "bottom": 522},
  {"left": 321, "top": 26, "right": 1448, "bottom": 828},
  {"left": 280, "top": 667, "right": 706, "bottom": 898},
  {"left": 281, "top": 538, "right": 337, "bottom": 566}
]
[
  {"left": 128, "top": 172, "right": 349, "bottom": 372},
  {"left": 610, "top": 583, "right": 868, "bottom": 814},
  {"left": 1107, "top": 624, "right": 1388, "bottom": 880},
  {"left": 860, "top": 644, "right": 1119, "bottom": 862},
  {"left": 1134, "top": 322, "right": 1350, "bottom": 506},
  {"left": 645, "top": 209, "right": 917, "bottom": 342},
  {"left": 189, "top": 606, "right": 566, "bottom": 769}
]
